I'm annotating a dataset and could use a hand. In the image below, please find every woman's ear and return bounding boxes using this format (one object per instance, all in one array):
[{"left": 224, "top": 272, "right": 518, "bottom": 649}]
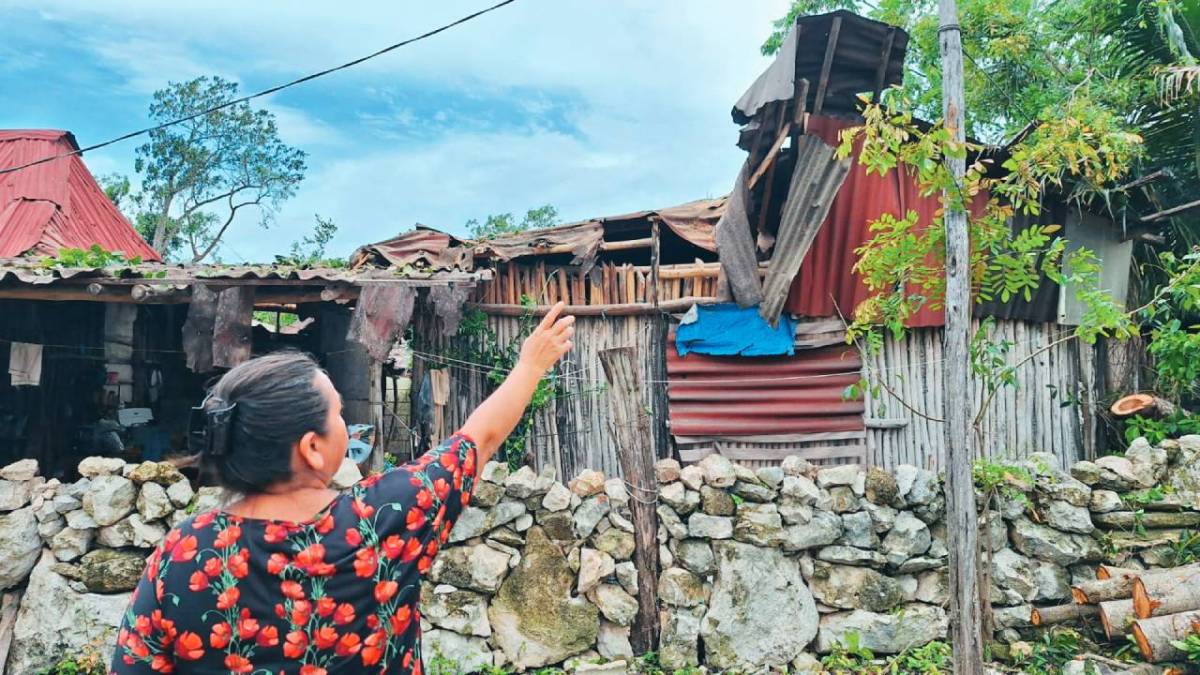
[{"left": 297, "top": 431, "right": 327, "bottom": 473}]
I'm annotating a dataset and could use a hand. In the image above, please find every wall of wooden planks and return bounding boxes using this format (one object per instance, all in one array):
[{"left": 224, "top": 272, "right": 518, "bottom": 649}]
[
  {"left": 410, "top": 311, "right": 671, "bottom": 480},
  {"left": 863, "top": 319, "right": 1102, "bottom": 472},
  {"left": 473, "top": 261, "right": 754, "bottom": 307}
]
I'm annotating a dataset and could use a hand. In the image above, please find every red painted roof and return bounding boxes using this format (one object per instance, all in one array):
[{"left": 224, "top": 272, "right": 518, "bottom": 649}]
[{"left": 0, "top": 130, "right": 161, "bottom": 261}]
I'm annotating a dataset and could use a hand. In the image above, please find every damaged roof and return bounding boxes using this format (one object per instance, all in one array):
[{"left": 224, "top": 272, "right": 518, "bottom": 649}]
[
  {"left": 0, "top": 130, "right": 162, "bottom": 262},
  {"left": 356, "top": 197, "right": 726, "bottom": 272}
]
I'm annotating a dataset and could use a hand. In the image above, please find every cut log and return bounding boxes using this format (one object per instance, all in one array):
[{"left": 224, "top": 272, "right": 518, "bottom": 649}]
[
  {"left": 1094, "top": 511, "right": 1200, "bottom": 529},
  {"left": 1097, "top": 565, "right": 1144, "bottom": 580},
  {"left": 1030, "top": 602, "right": 1099, "bottom": 627},
  {"left": 1111, "top": 393, "right": 1178, "bottom": 418},
  {"left": 1072, "top": 574, "right": 1138, "bottom": 604},
  {"left": 1132, "top": 610, "right": 1200, "bottom": 662},
  {"left": 1098, "top": 599, "right": 1138, "bottom": 640},
  {"left": 1133, "top": 566, "right": 1200, "bottom": 619}
]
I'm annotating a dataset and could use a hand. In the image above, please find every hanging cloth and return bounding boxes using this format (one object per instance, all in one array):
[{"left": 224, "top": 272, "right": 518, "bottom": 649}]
[
  {"left": 429, "top": 369, "right": 451, "bottom": 445},
  {"left": 8, "top": 342, "right": 42, "bottom": 386}
]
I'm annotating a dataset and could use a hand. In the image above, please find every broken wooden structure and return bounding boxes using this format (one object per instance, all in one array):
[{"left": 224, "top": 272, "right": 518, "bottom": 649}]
[
  {"left": 358, "top": 10, "right": 1142, "bottom": 477},
  {"left": 0, "top": 258, "right": 485, "bottom": 475}
]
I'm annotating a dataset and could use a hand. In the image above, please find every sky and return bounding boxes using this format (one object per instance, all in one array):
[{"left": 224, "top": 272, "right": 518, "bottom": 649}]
[{"left": 0, "top": 1, "right": 792, "bottom": 262}]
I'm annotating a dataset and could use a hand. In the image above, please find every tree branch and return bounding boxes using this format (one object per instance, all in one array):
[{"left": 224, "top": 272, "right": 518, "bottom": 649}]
[{"left": 190, "top": 194, "right": 264, "bottom": 263}]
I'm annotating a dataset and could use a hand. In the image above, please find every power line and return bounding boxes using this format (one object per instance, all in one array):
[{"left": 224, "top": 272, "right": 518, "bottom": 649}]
[{"left": 0, "top": 0, "right": 518, "bottom": 177}]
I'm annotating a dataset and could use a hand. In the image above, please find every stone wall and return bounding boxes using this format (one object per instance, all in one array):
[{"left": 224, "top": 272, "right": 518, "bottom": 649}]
[{"left": 1, "top": 435, "right": 1198, "bottom": 674}]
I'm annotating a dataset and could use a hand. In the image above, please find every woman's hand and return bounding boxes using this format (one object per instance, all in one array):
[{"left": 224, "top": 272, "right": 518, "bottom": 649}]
[
  {"left": 518, "top": 301, "right": 575, "bottom": 373},
  {"left": 462, "top": 301, "right": 575, "bottom": 465}
]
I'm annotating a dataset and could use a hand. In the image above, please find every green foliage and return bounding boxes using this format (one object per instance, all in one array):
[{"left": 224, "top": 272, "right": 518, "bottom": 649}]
[
  {"left": 39, "top": 639, "right": 108, "bottom": 675},
  {"left": 1170, "top": 631, "right": 1200, "bottom": 663},
  {"left": 275, "top": 214, "right": 345, "bottom": 268},
  {"left": 821, "top": 632, "right": 876, "bottom": 673},
  {"left": 39, "top": 244, "right": 144, "bottom": 269},
  {"left": 124, "top": 75, "right": 306, "bottom": 261},
  {"left": 445, "top": 301, "right": 559, "bottom": 471},
  {"left": 253, "top": 311, "right": 301, "bottom": 331},
  {"left": 820, "top": 634, "right": 953, "bottom": 674},
  {"left": 1168, "top": 529, "right": 1200, "bottom": 566},
  {"left": 842, "top": 95, "right": 1139, "bottom": 352},
  {"left": 973, "top": 459, "right": 1034, "bottom": 509},
  {"left": 1013, "top": 628, "right": 1084, "bottom": 674},
  {"left": 467, "top": 204, "right": 558, "bottom": 240}
]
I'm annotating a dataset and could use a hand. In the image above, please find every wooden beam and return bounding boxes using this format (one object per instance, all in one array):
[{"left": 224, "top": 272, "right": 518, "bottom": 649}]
[
  {"left": 0, "top": 285, "right": 361, "bottom": 305},
  {"left": 812, "top": 16, "right": 843, "bottom": 116},
  {"left": 212, "top": 286, "right": 256, "bottom": 369},
  {"left": 1116, "top": 168, "right": 1169, "bottom": 193},
  {"left": 873, "top": 27, "right": 897, "bottom": 102},
  {"left": 470, "top": 297, "right": 712, "bottom": 317},
  {"left": 599, "top": 347, "right": 660, "bottom": 653},
  {"left": 747, "top": 119, "right": 793, "bottom": 191},
  {"left": 1142, "top": 198, "right": 1200, "bottom": 223},
  {"left": 938, "top": 0, "right": 985, "bottom": 671},
  {"left": 55, "top": 275, "right": 480, "bottom": 288},
  {"left": 599, "top": 237, "right": 654, "bottom": 252}
]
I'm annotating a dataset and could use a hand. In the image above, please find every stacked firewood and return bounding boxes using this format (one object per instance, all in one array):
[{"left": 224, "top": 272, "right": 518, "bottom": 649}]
[{"left": 1031, "top": 562, "right": 1200, "bottom": 664}]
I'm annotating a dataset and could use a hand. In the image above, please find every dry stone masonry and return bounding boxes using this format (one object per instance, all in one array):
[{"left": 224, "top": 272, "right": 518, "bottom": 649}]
[{"left": 2, "top": 435, "right": 1200, "bottom": 673}]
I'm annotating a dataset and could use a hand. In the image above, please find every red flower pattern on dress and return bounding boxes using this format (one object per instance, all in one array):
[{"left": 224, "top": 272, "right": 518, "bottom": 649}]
[{"left": 111, "top": 434, "right": 477, "bottom": 674}]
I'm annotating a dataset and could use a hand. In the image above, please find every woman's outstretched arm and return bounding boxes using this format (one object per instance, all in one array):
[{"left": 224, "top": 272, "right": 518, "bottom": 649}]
[{"left": 460, "top": 301, "right": 575, "bottom": 467}]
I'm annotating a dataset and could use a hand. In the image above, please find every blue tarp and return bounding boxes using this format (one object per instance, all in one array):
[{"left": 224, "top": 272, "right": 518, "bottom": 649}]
[{"left": 675, "top": 303, "right": 797, "bottom": 357}]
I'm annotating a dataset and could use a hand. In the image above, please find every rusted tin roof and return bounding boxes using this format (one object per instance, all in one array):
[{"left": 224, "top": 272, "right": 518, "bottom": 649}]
[
  {"left": 0, "top": 257, "right": 483, "bottom": 286},
  {"left": 350, "top": 226, "right": 472, "bottom": 271},
  {"left": 666, "top": 339, "right": 865, "bottom": 437},
  {"left": 0, "top": 130, "right": 161, "bottom": 261}
]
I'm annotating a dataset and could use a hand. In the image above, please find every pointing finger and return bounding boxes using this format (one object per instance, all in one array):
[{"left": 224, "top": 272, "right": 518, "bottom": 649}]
[{"left": 537, "top": 301, "right": 566, "bottom": 331}]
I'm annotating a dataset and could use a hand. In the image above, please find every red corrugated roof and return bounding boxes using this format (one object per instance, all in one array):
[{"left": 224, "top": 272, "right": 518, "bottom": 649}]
[
  {"left": 0, "top": 130, "right": 160, "bottom": 261},
  {"left": 666, "top": 339, "right": 865, "bottom": 437},
  {"left": 784, "top": 116, "right": 987, "bottom": 327}
]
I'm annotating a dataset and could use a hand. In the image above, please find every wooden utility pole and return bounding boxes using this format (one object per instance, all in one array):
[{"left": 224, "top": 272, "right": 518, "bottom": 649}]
[
  {"left": 599, "top": 347, "right": 660, "bottom": 652},
  {"left": 938, "top": 0, "right": 985, "bottom": 672}
]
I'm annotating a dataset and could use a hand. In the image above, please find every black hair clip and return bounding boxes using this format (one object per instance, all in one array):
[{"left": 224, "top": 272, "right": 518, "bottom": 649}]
[{"left": 188, "top": 393, "right": 238, "bottom": 457}]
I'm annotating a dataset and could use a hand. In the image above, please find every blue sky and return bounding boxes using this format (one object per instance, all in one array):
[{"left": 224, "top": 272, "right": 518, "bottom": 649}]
[{"left": 0, "top": 1, "right": 790, "bottom": 262}]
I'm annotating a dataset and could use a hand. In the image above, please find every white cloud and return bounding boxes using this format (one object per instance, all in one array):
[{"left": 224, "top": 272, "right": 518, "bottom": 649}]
[{"left": 3, "top": 0, "right": 795, "bottom": 260}]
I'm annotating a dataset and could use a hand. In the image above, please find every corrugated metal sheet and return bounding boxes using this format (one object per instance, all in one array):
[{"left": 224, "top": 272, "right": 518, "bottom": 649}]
[
  {"left": 666, "top": 339, "right": 864, "bottom": 437},
  {"left": 350, "top": 226, "right": 472, "bottom": 271},
  {"left": 0, "top": 258, "right": 484, "bottom": 286},
  {"left": 0, "top": 130, "right": 161, "bottom": 261},
  {"left": 759, "top": 135, "right": 851, "bottom": 324}
]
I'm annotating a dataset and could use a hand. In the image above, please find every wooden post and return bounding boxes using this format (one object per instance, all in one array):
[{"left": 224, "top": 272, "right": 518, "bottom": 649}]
[
  {"left": 599, "top": 347, "right": 660, "bottom": 653},
  {"left": 938, "top": 0, "right": 984, "bottom": 671}
]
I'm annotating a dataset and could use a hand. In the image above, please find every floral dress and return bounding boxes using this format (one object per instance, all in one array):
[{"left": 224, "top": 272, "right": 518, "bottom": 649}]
[{"left": 110, "top": 434, "right": 477, "bottom": 675}]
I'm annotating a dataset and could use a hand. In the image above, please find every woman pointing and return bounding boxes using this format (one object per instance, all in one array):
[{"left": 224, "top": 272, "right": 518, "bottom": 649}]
[{"left": 111, "top": 302, "right": 575, "bottom": 674}]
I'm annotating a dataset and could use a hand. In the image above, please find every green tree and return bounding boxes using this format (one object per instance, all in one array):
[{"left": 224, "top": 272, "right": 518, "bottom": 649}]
[
  {"left": 131, "top": 76, "right": 307, "bottom": 262},
  {"left": 275, "top": 214, "right": 343, "bottom": 267},
  {"left": 466, "top": 204, "right": 558, "bottom": 239}
]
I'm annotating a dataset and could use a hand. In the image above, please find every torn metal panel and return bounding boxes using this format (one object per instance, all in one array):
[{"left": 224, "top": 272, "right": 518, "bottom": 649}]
[
  {"left": 473, "top": 220, "right": 604, "bottom": 268},
  {"left": 427, "top": 284, "right": 471, "bottom": 337},
  {"left": 654, "top": 199, "right": 724, "bottom": 253},
  {"left": 181, "top": 285, "right": 218, "bottom": 373},
  {"left": 212, "top": 286, "right": 256, "bottom": 369},
  {"left": 759, "top": 135, "right": 852, "bottom": 325},
  {"left": 714, "top": 163, "right": 764, "bottom": 307},
  {"left": 734, "top": 26, "right": 799, "bottom": 125},
  {"left": 350, "top": 226, "right": 473, "bottom": 271},
  {"left": 347, "top": 285, "right": 417, "bottom": 362}
]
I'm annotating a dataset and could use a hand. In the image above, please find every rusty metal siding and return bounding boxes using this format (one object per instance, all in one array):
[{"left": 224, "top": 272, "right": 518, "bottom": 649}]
[{"left": 665, "top": 341, "right": 864, "bottom": 439}]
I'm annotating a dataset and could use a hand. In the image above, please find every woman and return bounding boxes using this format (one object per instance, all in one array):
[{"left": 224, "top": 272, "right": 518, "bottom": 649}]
[{"left": 111, "top": 303, "right": 575, "bottom": 674}]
